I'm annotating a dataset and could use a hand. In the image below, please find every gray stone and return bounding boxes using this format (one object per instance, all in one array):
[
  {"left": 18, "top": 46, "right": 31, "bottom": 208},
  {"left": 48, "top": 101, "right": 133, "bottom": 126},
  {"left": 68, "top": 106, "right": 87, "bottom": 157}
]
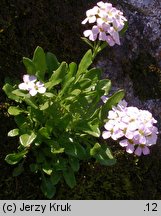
[{"left": 95, "top": 0, "right": 161, "bottom": 144}]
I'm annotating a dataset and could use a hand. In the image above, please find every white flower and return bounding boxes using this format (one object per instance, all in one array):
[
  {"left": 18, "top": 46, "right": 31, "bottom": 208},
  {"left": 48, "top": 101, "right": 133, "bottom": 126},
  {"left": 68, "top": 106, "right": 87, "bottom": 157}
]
[
  {"left": 29, "top": 81, "right": 46, "bottom": 96},
  {"left": 18, "top": 75, "right": 37, "bottom": 91},
  {"left": 19, "top": 74, "right": 46, "bottom": 96},
  {"left": 81, "top": 6, "right": 99, "bottom": 24}
]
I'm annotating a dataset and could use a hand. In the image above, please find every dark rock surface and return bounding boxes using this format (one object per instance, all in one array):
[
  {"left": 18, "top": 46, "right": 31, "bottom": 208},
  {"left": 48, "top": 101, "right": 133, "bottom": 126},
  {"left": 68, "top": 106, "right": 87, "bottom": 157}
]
[{"left": 96, "top": 0, "right": 161, "bottom": 143}]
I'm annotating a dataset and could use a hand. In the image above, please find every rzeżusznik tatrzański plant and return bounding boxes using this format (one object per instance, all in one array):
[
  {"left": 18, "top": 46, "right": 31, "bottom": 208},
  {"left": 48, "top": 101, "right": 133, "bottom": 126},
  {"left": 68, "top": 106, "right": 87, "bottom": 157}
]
[{"left": 3, "top": 1, "right": 158, "bottom": 198}]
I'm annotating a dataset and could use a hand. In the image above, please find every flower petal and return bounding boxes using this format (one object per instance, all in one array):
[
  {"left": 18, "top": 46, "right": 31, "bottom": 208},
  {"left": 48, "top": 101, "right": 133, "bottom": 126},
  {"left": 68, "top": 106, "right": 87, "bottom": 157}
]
[
  {"left": 23, "top": 75, "right": 30, "bottom": 83},
  {"left": 18, "top": 83, "right": 28, "bottom": 90},
  {"left": 106, "top": 36, "right": 115, "bottom": 46},
  {"left": 37, "top": 87, "right": 46, "bottom": 94},
  {"left": 36, "top": 81, "right": 44, "bottom": 87},
  {"left": 29, "top": 88, "right": 37, "bottom": 96},
  {"left": 119, "top": 139, "right": 128, "bottom": 147},
  {"left": 28, "top": 75, "right": 37, "bottom": 82},
  {"left": 81, "top": 18, "right": 88, "bottom": 24},
  {"left": 126, "top": 144, "right": 135, "bottom": 154},
  {"left": 134, "top": 146, "right": 142, "bottom": 156},
  {"left": 142, "top": 146, "right": 150, "bottom": 155},
  {"left": 83, "top": 30, "right": 92, "bottom": 37},
  {"left": 102, "top": 131, "right": 111, "bottom": 139}
]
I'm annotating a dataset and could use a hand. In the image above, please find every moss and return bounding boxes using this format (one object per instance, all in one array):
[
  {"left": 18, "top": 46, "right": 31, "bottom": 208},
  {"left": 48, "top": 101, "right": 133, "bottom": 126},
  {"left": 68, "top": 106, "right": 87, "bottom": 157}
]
[{"left": 0, "top": 0, "right": 97, "bottom": 88}]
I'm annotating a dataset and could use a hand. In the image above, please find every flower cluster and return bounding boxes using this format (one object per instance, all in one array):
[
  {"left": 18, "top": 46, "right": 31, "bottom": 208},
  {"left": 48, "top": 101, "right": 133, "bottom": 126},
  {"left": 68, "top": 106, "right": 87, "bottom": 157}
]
[
  {"left": 18, "top": 74, "right": 46, "bottom": 96},
  {"left": 82, "top": 1, "right": 127, "bottom": 46},
  {"left": 102, "top": 99, "right": 158, "bottom": 156}
]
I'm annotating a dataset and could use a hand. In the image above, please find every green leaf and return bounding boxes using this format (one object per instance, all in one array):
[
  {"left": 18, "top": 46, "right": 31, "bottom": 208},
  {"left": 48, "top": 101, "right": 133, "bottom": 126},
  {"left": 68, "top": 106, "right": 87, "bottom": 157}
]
[
  {"left": 63, "top": 167, "right": 76, "bottom": 189},
  {"left": 79, "top": 78, "right": 92, "bottom": 89},
  {"left": 85, "top": 124, "right": 100, "bottom": 137},
  {"left": 101, "top": 90, "right": 125, "bottom": 121},
  {"left": 84, "top": 68, "right": 101, "bottom": 80},
  {"left": 65, "top": 142, "right": 86, "bottom": 159},
  {"left": 68, "top": 62, "right": 77, "bottom": 79},
  {"left": 3, "top": 83, "right": 20, "bottom": 102},
  {"left": 70, "top": 89, "right": 81, "bottom": 96},
  {"left": 55, "top": 158, "right": 67, "bottom": 171},
  {"left": 33, "top": 46, "right": 47, "bottom": 80},
  {"left": 8, "top": 129, "right": 19, "bottom": 137},
  {"left": 39, "top": 101, "right": 50, "bottom": 110},
  {"left": 43, "top": 92, "right": 55, "bottom": 98},
  {"left": 90, "top": 143, "right": 101, "bottom": 156},
  {"left": 81, "top": 37, "right": 94, "bottom": 48},
  {"left": 46, "top": 52, "right": 60, "bottom": 74},
  {"left": 59, "top": 77, "right": 75, "bottom": 97},
  {"left": 78, "top": 122, "right": 100, "bottom": 137},
  {"left": 69, "top": 157, "right": 80, "bottom": 172},
  {"left": 12, "top": 89, "right": 28, "bottom": 97},
  {"left": 43, "top": 168, "right": 53, "bottom": 175},
  {"left": 13, "top": 163, "right": 24, "bottom": 177},
  {"left": 62, "top": 62, "right": 77, "bottom": 86},
  {"left": 94, "top": 144, "right": 116, "bottom": 166},
  {"left": 8, "top": 106, "right": 23, "bottom": 116},
  {"left": 51, "top": 147, "right": 64, "bottom": 154},
  {"left": 36, "top": 152, "right": 45, "bottom": 163},
  {"left": 20, "top": 132, "right": 37, "bottom": 147},
  {"left": 97, "top": 79, "right": 111, "bottom": 95},
  {"left": 96, "top": 154, "right": 116, "bottom": 166},
  {"left": 77, "top": 49, "right": 93, "bottom": 77},
  {"left": 46, "top": 62, "right": 68, "bottom": 90},
  {"left": 5, "top": 150, "right": 28, "bottom": 165},
  {"left": 14, "top": 114, "right": 28, "bottom": 128},
  {"left": 41, "top": 178, "right": 56, "bottom": 199},
  {"left": 24, "top": 98, "right": 38, "bottom": 109},
  {"left": 23, "top": 57, "right": 36, "bottom": 75},
  {"left": 97, "top": 41, "right": 108, "bottom": 53},
  {"left": 39, "top": 127, "right": 50, "bottom": 139},
  {"left": 50, "top": 172, "right": 61, "bottom": 185},
  {"left": 30, "top": 163, "right": 39, "bottom": 173}
]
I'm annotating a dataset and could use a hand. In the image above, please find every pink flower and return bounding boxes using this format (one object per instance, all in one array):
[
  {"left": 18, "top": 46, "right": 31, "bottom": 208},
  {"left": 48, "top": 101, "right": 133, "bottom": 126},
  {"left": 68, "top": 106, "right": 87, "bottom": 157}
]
[
  {"left": 83, "top": 26, "right": 99, "bottom": 41},
  {"left": 134, "top": 146, "right": 150, "bottom": 156},
  {"left": 81, "top": 6, "right": 99, "bottom": 24},
  {"left": 119, "top": 139, "right": 135, "bottom": 154},
  {"left": 82, "top": 1, "right": 127, "bottom": 45},
  {"left": 102, "top": 99, "right": 158, "bottom": 157}
]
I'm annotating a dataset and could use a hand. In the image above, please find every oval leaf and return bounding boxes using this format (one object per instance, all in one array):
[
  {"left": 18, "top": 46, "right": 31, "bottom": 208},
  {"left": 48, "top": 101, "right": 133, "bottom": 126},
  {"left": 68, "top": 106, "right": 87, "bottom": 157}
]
[
  {"left": 46, "top": 62, "right": 68, "bottom": 90},
  {"left": 23, "top": 57, "right": 36, "bottom": 75},
  {"left": 63, "top": 168, "right": 76, "bottom": 189},
  {"left": 33, "top": 46, "right": 47, "bottom": 80},
  {"left": 5, "top": 150, "right": 28, "bottom": 165},
  {"left": 8, "top": 129, "right": 19, "bottom": 137},
  {"left": 46, "top": 52, "right": 60, "bottom": 74},
  {"left": 41, "top": 178, "right": 56, "bottom": 199},
  {"left": 8, "top": 106, "right": 23, "bottom": 116},
  {"left": 20, "top": 132, "right": 37, "bottom": 147},
  {"left": 77, "top": 49, "right": 92, "bottom": 77}
]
